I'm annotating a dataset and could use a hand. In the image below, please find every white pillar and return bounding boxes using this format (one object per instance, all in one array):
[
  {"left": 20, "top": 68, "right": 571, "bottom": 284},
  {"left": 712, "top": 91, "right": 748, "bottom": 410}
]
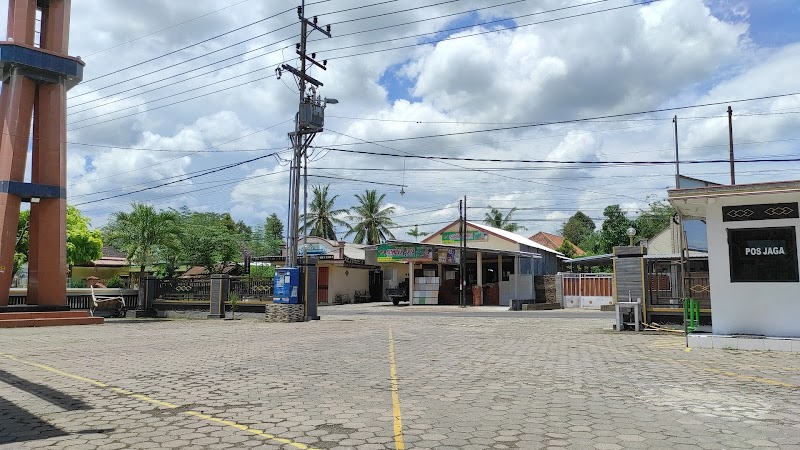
[
  {"left": 477, "top": 251, "right": 483, "bottom": 286},
  {"left": 408, "top": 261, "right": 414, "bottom": 305}
]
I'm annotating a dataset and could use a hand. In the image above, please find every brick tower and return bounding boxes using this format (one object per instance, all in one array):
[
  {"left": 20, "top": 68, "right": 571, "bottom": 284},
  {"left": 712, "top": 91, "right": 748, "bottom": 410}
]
[{"left": 0, "top": 0, "right": 84, "bottom": 310}]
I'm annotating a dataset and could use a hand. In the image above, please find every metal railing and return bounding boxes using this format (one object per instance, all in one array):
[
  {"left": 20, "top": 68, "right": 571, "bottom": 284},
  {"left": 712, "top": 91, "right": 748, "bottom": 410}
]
[
  {"left": 154, "top": 278, "right": 211, "bottom": 301},
  {"left": 230, "top": 277, "right": 273, "bottom": 300}
]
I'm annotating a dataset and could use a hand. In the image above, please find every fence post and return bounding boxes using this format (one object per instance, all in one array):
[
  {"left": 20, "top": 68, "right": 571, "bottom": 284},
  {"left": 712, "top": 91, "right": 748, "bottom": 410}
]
[
  {"left": 209, "top": 274, "right": 230, "bottom": 319},
  {"left": 145, "top": 277, "right": 157, "bottom": 309}
]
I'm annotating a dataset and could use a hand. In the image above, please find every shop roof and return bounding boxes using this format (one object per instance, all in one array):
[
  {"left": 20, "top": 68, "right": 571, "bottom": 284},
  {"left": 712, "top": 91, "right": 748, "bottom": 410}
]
[{"left": 421, "top": 220, "right": 562, "bottom": 256}]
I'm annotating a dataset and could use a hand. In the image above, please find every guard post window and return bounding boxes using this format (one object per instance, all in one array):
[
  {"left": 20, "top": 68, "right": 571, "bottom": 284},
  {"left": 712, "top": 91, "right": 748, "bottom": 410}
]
[{"left": 727, "top": 227, "right": 799, "bottom": 282}]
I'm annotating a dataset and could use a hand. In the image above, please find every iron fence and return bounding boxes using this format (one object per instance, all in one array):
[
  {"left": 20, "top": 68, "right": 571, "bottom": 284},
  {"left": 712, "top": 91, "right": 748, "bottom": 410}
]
[
  {"left": 230, "top": 276, "right": 273, "bottom": 300},
  {"left": 154, "top": 278, "right": 211, "bottom": 301}
]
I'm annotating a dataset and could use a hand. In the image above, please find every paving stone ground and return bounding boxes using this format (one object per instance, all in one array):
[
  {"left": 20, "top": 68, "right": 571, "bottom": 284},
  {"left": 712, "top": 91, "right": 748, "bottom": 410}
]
[{"left": 1, "top": 304, "right": 799, "bottom": 449}]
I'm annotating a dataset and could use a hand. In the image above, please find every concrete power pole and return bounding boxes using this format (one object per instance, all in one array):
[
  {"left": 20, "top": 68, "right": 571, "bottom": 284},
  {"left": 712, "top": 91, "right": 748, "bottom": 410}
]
[{"left": 279, "top": 3, "right": 332, "bottom": 267}]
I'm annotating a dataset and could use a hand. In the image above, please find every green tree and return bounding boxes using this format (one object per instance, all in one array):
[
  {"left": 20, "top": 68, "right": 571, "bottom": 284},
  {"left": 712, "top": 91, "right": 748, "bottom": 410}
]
[
  {"left": 302, "top": 184, "right": 348, "bottom": 240},
  {"left": 598, "top": 205, "right": 634, "bottom": 254},
  {"left": 179, "top": 212, "right": 241, "bottom": 273},
  {"left": 13, "top": 207, "right": 102, "bottom": 276},
  {"left": 264, "top": 213, "right": 284, "bottom": 255},
  {"left": 346, "top": 190, "right": 396, "bottom": 245},
  {"left": 406, "top": 225, "right": 428, "bottom": 242},
  {"left": 560, "top": 211, "right": 595, "bottom": 248},
  {"left": 632, "top": 200, "right": 676, "bottom": 241},
  {"left": 556, "top": 238, "right": 579, "bottom": 258},
  {"left": 66, "top": 206, "right": 103, "bottom": 268},
  {"left": 13, "top": 210, "right": 30, "bottom": 277},
  {"left": 483, "top": 206, "right": 526, "bottom": 233},
  {"left": 104, "top": 202, "right": 182, "bottom": 281}
]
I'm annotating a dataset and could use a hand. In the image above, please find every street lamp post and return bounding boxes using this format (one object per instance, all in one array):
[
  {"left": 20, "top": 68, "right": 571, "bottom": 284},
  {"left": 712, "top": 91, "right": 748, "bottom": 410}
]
[{"left": 627, "top": 227, "right": 637, "bottom": 246}]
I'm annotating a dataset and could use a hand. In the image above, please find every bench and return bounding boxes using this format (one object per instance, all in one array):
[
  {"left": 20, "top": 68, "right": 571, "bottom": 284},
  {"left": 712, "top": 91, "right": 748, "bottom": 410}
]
[{"left": 90, "top": 286, "right": 126, "bottom": 318}]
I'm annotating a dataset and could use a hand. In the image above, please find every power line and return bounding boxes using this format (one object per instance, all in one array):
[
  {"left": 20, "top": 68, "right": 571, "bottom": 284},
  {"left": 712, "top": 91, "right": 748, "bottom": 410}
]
[
  {"left": 69, "top": 64, "right": 280, "bottom": 124},
  {"left": 325, "top": 128, "right": 646, "bottom": 203},
  {"left": 70, "top": 0, "right": 416, "bottom": 105},
  {"left": 318, "top": 91, "right": 800, "bottom": 148},
  {"left": 72, "top": 151, "right": 284, "bottom": 206},
  {"left": 79, "top": 7, "right": 295, "bottom": 84},
  {"left": 68, "top": 73, "right": 278, "bottom": 131},
  {"left": 315, "top": 146, "right": 800, "bottom": 165},
  {"left": 82, "top": 0, "right": 254, "bottom": 58},
  {"left": 67, "top": 0, "right": 607, "bottom": 118}
]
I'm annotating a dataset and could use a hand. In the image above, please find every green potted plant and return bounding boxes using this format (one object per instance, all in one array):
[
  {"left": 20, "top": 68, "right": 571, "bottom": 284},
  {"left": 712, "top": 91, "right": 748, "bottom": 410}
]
[{"left": 227, "top": 292, "right": 240, "bottom": 320}]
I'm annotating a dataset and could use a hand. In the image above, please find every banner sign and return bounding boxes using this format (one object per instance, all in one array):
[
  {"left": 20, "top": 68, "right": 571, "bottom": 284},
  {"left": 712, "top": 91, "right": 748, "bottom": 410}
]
[
  {"left": 441, "top": 230, "right": 489, "bottom": 244},
  {"left": 437, "top": 248, "right": 460, "bottom": 264},
  {"left": 377, "top": 245, "right": 433, "bottom": 262}
]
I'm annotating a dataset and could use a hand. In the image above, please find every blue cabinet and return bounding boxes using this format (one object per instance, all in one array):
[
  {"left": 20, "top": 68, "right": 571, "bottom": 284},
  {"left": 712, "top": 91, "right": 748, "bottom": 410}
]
[{"left": 273, "top": 268, "right": 300, "bottom": 304}]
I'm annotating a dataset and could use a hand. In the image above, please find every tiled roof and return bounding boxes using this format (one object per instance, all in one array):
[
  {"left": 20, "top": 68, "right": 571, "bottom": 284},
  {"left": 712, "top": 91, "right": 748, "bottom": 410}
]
[{"left": 529, "top": 231, "right": 586, "bottom": 256}]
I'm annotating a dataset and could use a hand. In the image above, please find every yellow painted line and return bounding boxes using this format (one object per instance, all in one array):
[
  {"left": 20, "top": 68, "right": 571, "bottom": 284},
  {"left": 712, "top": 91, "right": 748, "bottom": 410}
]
[
  {"left": 388, "top": 327, "right": 405, "bottom": 450},
  {"left": 2, "top": 353, "right": 108, "bottom": 387},
  {"left": 1, "top": 352, "right": 320, "bottom": 450},
  {"left": 704, "top": 368, "right": 796, "bottom": 388}
]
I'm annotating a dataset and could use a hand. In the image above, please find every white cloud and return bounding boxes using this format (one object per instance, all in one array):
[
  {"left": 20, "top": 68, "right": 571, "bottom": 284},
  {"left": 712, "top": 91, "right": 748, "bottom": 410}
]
[{"left": 37, "top": 0, "right": 799, "bottom": 237}]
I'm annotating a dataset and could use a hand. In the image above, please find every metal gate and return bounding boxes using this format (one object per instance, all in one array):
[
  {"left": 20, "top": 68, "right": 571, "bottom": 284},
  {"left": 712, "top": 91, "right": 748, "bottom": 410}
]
[{"left": 561, "top": 273, "right": 613, "bottom": 309}]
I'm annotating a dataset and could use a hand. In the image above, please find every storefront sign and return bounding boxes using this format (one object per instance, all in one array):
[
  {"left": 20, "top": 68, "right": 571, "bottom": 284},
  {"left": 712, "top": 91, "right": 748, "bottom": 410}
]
[
  {"left": 441, "top": 230, "right": 489, "bottom": 244},
  {"left": 723, "top": 202, "right": 798, "bottom": 222},
  {"left": 298, "top": 243, "right": 329, "bottom": 256},
  {"left": 437, "top": 248, "right": 460, "bottom": 264},
  {"left": 377, "top": 245, "right": 434, "bottom": 262},
  {"left": 728, "top": 226, "right": 799, "bottom": 282}
]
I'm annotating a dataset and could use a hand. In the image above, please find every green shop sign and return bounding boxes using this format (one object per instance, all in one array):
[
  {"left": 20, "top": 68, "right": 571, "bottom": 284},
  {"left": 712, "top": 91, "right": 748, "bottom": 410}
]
[
  {"left": 377, "top": 245, "right": 434, "bottom": 262},
  {"left": 441, "top": 230, "right": 489, "bottom": 245}
]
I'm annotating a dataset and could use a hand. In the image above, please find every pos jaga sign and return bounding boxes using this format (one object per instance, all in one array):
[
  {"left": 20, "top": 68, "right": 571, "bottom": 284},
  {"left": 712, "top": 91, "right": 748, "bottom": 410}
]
[{"left": 744, "top": 244, "right": 787, "bottom": 256}]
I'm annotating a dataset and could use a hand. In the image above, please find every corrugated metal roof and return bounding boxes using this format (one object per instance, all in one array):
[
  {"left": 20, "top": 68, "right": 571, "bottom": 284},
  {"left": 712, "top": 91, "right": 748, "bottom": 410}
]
[{"left": 466, "top": 221, "right": 562, "bottom": 256}]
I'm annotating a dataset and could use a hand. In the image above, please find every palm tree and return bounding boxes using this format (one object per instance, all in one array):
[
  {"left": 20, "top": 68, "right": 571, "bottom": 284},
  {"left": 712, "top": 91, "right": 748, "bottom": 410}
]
[
  {"left": 301, "top": 184, "right": 348, "bottom": 240},
  {"left": 104, "top": 203, "right": 181, "bottom": 302},
  {"left": 406, "top": 225, "right": 428, "bottom": 242},
  {"left": 483, "top": 206, "right": 526, "bottom": 233},
  {"left": 346, "top": 190, "right": 397, "bottom": 245}
]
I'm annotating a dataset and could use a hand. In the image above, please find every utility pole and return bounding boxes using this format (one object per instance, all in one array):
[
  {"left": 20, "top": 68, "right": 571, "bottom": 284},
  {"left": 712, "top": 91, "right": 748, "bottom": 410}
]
[
  {"left": 462, "top": 195, "right": 467, "bottom": 308},
  {"left": 728, "top": 105, "right": 735, "bottom": 185},
  {"left": 459, "top": 199, "right": 464, "bottom": 308},
  {"left": 279, "top": 2, "right": 332, "bottom": 267}
]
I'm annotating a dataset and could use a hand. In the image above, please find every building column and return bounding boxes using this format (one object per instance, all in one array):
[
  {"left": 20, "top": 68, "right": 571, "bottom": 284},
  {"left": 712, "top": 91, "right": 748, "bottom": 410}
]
[
  {"left": 0, "top": 73, "right": 36, "bottom": 306},
  {"left": 514, "top": 255, "right": 519, "bottom": 299},
  {"left": 498, "top": 254, "right": 502, "bottom": 283},
  {"left": 28, "top": 82, "right": 68, "bottom": 306},
  {"left": 476, "top": 251, "right": 483, "bottom": 286},
  {"left": 408, "top": 261, "right": 414, "bottom": 305}
]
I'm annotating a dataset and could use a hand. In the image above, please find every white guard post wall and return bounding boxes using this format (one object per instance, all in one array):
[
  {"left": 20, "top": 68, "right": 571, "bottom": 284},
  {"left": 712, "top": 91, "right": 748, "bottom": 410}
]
[{"left": 705, "top": 192, "right": 800, "bottom": 337}]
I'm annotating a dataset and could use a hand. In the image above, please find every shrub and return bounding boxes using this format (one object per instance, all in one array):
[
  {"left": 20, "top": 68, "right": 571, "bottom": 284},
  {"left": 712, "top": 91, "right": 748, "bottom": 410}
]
[
  {"left": 249, "top": 264, "right": 275, "bottom": 279},
  {"left": 106, "top": 275, "right": 126, "bottom": 288}
]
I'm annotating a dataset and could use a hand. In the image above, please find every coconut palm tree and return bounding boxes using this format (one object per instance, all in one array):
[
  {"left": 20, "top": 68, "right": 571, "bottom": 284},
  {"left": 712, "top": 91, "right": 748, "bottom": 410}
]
[
  {"left": 483, "top": 206, "right": 526, "bottom": 233},
  {"left": 406, "top": 225, "right": 428, "bottom": 242},
  {"left": 301, "top": 184, "right": 348, "bottom": 241},
  {"left": 346, "top": 190, "right": 396, "bottom": 245}
]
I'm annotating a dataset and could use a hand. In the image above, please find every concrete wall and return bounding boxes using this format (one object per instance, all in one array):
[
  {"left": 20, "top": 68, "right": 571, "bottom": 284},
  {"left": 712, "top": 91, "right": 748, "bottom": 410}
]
[
  {"left": 706, "top": 192, "right": 800, "bottom": 337},
  {"left": 326, "top": 265, "right": 370, "bottom": 303}
]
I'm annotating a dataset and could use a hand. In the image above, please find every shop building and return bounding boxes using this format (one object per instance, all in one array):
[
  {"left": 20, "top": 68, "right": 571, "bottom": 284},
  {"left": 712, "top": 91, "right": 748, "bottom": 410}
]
[
  {"left": 255, "top": 237, "right": 378, "bottom": 304},
  {"left": 366, "top": 221, "right": 558, "bottom": 306}
]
